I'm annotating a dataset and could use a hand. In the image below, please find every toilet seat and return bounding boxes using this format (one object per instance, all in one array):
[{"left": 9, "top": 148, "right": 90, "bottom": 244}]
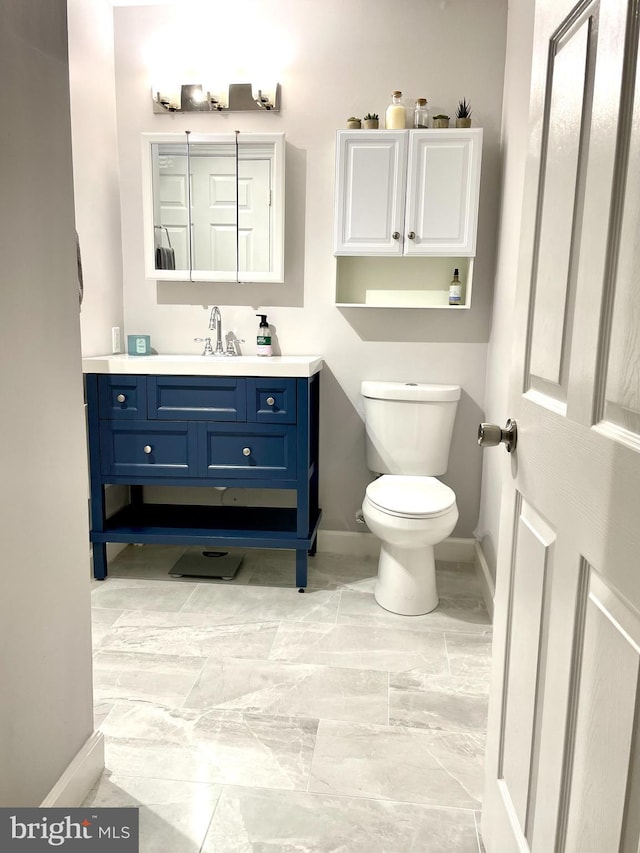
[{"left": 365, "top": 475, "right": 456, "bottom": 519}]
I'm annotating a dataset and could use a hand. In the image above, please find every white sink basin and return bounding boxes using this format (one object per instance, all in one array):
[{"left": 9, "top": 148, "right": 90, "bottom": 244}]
[{"left": 82, "top": 353, "right": 324, "bottom": 378}]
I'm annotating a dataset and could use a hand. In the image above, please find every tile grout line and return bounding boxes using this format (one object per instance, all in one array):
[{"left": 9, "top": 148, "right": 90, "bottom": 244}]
[
  {"left": 197, "top": 785, "right": 224, "bottom": 853},
  {"left": 443, "top": 630, "right": 452, "bottom": 676}
]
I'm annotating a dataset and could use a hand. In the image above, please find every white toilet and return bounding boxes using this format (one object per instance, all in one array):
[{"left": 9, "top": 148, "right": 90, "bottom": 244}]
[{"left": 361, "top": 381, "right": 460, "bottom": 616}]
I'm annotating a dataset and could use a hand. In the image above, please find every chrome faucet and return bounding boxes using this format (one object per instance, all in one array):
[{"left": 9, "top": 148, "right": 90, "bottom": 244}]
[{"left": 208, "top": 306, "right": 225, "bottom": 356}]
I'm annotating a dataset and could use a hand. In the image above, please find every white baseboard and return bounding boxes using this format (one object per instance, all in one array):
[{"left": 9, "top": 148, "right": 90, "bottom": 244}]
[
  {"left": 474, "top": 539, "right": 495, "bottom": 622},
  {"left": 40, "top": 731, "right": 104, "bottom": 807},
  {"left": 317, "top": 529, "right": 380, "bottom": 557},
  {"left": 317, "top": 530, "right": 475, "bottom": 563},
  {"left": 435, "top": 537, "right": 476, "bottom": 563}
]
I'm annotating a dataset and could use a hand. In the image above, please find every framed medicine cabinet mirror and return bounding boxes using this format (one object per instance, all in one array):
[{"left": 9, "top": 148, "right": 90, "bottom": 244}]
[{"left": 142, "top": 132, "right": 285, "bottom": 282}]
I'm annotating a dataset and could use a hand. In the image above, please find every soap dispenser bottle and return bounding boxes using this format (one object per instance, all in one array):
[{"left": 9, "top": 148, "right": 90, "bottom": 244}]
[{"left": 256, "top": 314, "right": 273, "bottom": 356}]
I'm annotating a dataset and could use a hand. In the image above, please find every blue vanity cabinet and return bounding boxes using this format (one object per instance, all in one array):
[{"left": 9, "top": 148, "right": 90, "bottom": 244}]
[{"left": 85, "top": 371, "right": 321, "bottom": 589}]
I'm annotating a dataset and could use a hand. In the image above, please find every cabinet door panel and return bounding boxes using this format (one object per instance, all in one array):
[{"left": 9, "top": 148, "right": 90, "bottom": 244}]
[
  {"left": 98, "top": 375, "right": 147, "bottom": 419},
  {"left": 198, "top": 423, "right": 296, "bottom": 479},
  {"left": 147, "top": 376, "right": 247, "bottom": 421},
  {"left": 247, "top": 378, "right": 297, "bottom": 423},
  {"left": 100, "top": 421, "right": 198, "bottom": 478},
  {"left": 405, "top": 129, "right": 482, "bottom": 256},
  {"left": 334, "top": 131, "right": 407, "bottom": 255}
]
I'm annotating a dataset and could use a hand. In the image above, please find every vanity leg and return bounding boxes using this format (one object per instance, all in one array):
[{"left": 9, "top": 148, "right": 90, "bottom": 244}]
[
  {"left": 92, "top": 543, "right": 108, "bottom": 580},
  {"left": 295, "top": 549, "right": 307, "bottom": 591}
]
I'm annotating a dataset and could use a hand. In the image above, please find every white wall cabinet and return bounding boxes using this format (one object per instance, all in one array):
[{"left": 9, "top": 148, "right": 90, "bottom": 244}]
[
  {"left": 334, "top": 129, "right": 482, "bottom": 257},
  {"left": 334, "top": 129, "right": 483, "bottom": 308}
]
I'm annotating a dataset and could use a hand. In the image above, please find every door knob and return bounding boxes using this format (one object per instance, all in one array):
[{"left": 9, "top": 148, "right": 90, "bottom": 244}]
[
  {"left": 392, "top": 231, "right": 400, "bottom": 240},
  {"left": 407, "top": 231, "right": 416, "bottom": 240},
  {"left": 478, "top": 419, "right": 517, "bottom": 453}
]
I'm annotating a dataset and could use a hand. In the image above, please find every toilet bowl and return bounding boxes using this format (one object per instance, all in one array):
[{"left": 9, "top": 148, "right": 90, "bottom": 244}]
[
  {"left": 360, "top": 381, "right": 461, "bottom": 617},
  {"left": 362, "top": 475, "right": 458, "bottom": 615}
]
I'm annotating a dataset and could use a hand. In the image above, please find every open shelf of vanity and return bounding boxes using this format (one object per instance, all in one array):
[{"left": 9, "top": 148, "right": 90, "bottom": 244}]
[{"left": 84, "top": 355, "right": 322, "bottom": 589}]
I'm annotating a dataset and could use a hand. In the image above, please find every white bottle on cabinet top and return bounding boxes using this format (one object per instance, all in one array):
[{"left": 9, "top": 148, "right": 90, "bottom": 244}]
[{"left": 385, "top": 91, "right": 406, "bottom": 129}]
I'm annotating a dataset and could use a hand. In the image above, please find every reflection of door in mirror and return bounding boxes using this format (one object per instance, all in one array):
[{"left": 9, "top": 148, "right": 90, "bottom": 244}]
[
  {"left": 189, "top": 148, "right": 271, "bottom": 276},
  {"left": 152, "top": 145, "right": 189, "bottom": 273},
  {"left": 143, "top": 133, "right": 285, "bottom": 282}
]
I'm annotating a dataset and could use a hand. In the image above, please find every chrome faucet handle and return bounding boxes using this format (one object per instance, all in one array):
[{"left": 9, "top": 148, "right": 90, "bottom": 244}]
[
  {"left": 194, "top": 336, "right": 214, "bottom": 356},
  {"left": 225, "top": 336, "right": 245, "bottom": 357}
]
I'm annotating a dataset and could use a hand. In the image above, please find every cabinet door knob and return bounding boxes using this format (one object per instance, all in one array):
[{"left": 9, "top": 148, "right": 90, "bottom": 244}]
[
  {"left": 143, "top": 445, "right": 152, "bottom": 454},
  {"left": 242, "top": 447, "right": 251, "bottom": 457},
  {"left": 266, "top": 396, "right": 275, "bottom": 406},
  {"left": 117, "top": 394, "right": 126, "bottom": 403},
  {"left": 407, "top": 231, "right": 416, "bottom": 240},
  {"left": 392, "top": 231, "right": 400, "bottom": 240}
]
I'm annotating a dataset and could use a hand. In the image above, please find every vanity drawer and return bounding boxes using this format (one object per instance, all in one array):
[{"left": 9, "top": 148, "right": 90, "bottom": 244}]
[
  {"left": 100, "top": 420, "right": 198, "bottom": 477},
  {"left": 198, "top": 423, "right": 297, "bottom": 479},
  {"left": 98, "top": 375, "right": 146, "bottom": 419},
  {"left": 147, "top": 376, "right": 247, "bottom": 421},
  {"left": 247, "top": 378, "right": 296, "bottom": 424}
]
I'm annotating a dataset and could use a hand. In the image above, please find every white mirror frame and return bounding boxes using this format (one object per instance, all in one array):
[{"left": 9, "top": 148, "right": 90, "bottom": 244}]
[{"left": 141, "top": 132, "right": 285, "bottom": 283}]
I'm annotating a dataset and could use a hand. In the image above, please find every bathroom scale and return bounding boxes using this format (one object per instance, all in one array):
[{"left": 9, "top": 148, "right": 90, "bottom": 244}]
[{"left": 169, "top": 550, "right": 244, "bottom": 580}]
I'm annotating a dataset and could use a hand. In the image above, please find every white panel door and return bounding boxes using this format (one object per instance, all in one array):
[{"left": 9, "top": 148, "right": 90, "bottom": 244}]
[
  {"left": 482, "top": 1, "right": 640, "bottom": 851},
  {"left": 334, "top": 131, "right": 407, "bottom": 255},
  {"left": 404, "top": 129, "right": 482, "bottom": 256}
]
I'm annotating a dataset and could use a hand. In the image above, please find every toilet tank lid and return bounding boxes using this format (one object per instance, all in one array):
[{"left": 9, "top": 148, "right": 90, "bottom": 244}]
[{"left": 361, "top": 381, "right": 461, "bottom": 402}]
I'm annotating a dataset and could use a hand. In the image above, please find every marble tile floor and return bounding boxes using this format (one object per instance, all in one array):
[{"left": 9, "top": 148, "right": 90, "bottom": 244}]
[{"left": 86, "top": 546, "right": 492, "bottom": 852}]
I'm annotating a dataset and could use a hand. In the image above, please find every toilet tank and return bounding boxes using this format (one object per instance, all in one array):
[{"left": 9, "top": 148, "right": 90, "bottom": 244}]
[{"left": 361, "top": 381, "right": 461, "bottom": 476}]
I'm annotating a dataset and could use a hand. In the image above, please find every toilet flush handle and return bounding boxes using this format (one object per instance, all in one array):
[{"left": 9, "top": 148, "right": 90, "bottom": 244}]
[{"left": 478, "top": 419, "right": 517, "bottom": 453}]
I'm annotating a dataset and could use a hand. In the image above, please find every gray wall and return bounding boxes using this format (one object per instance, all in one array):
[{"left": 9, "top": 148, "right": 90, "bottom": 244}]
[
  {"left": 110, "top": 0, "right": 509, "bottom": 537},
  {"left": 474, "top": 0, "right": 536, "bottom": 581},
  {"left": 0, "top": 0, "right": 95, "bottom": 805}
]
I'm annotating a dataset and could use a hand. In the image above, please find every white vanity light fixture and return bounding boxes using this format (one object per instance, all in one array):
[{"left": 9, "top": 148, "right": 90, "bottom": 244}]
[{"left": 152, "top": 82, "right": 281, "bottom": 113}]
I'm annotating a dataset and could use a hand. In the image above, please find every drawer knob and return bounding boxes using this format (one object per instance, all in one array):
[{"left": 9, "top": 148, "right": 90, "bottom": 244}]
[
  {"left": 242, "top": 447, "right": 251, "bottom": 457},
  {"left": 116, "top": 394, "right": 126, "bottom": 403},
  {"left": 143, "top": 445, "right": 152, "bottom": 454},
  {"left": 266, "top": 396, "right": 275, "bottom": 406}
]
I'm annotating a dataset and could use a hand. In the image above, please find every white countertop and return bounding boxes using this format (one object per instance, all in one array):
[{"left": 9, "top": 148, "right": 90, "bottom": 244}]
[{"left": 82, "top": 354, "right": 324, "bottom": 378}]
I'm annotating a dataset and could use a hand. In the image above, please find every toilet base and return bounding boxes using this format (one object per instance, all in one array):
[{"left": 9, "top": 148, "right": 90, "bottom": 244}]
[{"left": 374, "top": 542, "right": 438, "bottom": 616}]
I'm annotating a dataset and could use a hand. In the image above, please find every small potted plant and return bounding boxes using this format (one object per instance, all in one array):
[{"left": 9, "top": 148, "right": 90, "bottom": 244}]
[
  {"left": 432, "top": 114, "right": 450, "bottom": 128},
  {"left": 363, "top": 112, "right": 379, "bottom": 129},
  {"left": 346, "top": 116, "right": 362, "bottom": 129},
  {"left": 455, "top": 98, "right": 472, "bottom": 128}
]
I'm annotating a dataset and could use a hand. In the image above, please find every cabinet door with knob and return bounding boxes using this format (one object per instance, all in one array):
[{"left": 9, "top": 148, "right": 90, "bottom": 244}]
[
  {"left": 334, "top": 131, "right": 408, "bottom": 255},
  {"left": 404, "top": 129, "right": 482, "bottom": 256},
  {"left": 334, "top": 129, "right": 482, "bottom": 257}
]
